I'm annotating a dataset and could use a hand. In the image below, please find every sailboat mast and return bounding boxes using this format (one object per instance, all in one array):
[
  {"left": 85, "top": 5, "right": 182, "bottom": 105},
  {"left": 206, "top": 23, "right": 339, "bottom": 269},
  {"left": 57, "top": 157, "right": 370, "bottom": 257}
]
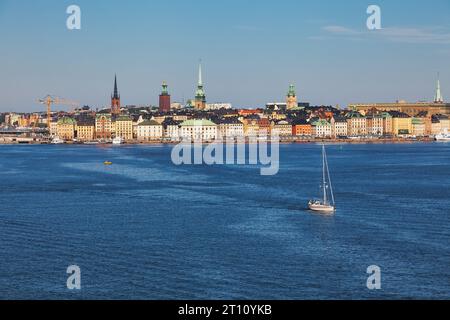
[
  {"left": 322, "top": 144, "right": 327, "bottom": 204},
  {"left": 324, "top": 146, "right": 335, "bottom": 206}
]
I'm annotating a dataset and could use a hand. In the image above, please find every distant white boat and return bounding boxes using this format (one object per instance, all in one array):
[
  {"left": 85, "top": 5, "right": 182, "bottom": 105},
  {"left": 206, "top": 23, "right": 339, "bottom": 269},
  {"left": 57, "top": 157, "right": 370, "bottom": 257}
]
[
  {"left": 435, "top": 130, "right": 450, "bottom": 142},
  {"left": 112, "top": 137, "right": 124, "bottom": 145},
  {"left": 308, "top": 144, "right": 336, "bottom": 214},
  {"left": 51, "top": 137, "right": 65, "bottom": 144}
]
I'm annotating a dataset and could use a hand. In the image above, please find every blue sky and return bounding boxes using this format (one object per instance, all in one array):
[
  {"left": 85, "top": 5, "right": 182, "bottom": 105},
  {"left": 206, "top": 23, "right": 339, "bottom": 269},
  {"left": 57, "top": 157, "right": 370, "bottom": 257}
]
[{"left": 1, "top": 0, "right": 450, "bottom": 112}]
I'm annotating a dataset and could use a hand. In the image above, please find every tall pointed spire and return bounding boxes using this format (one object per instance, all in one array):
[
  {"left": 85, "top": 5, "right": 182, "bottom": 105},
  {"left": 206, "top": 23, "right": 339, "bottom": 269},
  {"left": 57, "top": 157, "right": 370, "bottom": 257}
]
[
  {"left": 434, "top": 73, "right": 444, "bottom": 103},
  {"left": 113, "top": 74, "right": 119, "bottom": 99},
  {"left": 111, "top": 74, "right": 121, "bottom": 115},
  {"left": 194, "top": 60, "right": 206, "bottom": 110},
  {"left": 198, "top": 60, "right": 203, "bottom": 86}
]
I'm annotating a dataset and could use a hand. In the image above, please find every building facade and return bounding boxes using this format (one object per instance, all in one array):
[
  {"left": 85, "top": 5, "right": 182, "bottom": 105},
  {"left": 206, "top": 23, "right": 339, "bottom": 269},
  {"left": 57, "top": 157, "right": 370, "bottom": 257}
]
[
  {"left": 57, "top": 117, "right": 76, "bottom": 140},
  {"left": 179, "top": 119, "right": 217, "bottom": 141},
  {"left": 137, "top": 120, "right": 163, "bottom": 141},
  {"left": 115, "top": 115, "right": 134, "bottom": 140},
  {"left": 96, "top": 114, "right": 113, "bottom": 140}
]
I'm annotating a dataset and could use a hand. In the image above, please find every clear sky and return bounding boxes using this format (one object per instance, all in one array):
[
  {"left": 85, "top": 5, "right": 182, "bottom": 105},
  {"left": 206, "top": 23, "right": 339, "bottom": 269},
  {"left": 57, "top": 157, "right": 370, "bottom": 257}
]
[{"left": 1, "top": 0, "right": 450, "bottom": 112}]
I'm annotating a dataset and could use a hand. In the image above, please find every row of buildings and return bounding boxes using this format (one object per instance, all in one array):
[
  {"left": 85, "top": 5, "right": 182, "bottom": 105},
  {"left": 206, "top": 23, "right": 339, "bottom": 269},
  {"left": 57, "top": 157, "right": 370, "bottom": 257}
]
[
  {"left": 1, "top": 67, "right": 449, "bottom": 142},
  {"left": 46, "top": 107, "right": 450, "bottom": 142}
]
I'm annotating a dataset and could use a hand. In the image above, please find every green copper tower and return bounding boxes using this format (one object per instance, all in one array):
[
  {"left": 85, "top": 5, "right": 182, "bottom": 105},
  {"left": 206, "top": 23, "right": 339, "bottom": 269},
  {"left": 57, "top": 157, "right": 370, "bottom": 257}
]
[
  {"left": 286, "top": 84, "right": 298, "bottom": 110},
  {"left": 194, "top": 61, "right": 206, "bottom": 110}
]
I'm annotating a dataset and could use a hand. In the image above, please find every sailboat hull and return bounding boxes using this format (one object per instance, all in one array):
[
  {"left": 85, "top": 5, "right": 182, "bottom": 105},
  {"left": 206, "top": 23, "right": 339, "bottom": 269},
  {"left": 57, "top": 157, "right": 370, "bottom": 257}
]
[{"left": 308, "top": 202, "right": 335, "bottom": 213}]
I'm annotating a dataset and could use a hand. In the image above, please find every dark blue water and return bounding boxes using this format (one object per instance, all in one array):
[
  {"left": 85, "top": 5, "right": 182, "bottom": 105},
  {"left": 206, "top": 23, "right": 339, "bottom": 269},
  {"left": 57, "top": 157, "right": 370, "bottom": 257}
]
[{"left": 0, "top": 143, "right": 449, "bottom": 300}]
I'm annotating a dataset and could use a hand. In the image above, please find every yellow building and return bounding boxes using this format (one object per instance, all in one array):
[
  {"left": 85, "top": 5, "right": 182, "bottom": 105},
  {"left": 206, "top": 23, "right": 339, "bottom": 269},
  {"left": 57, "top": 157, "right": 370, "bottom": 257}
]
[
  {"left": 349, "top": 101, "right": 450, "bottom": 117},
  {"left": 412, "top": 118, "right": 426, "bottom": 137},
  {"left": 57, "top": 117, "right": 76, "bottom": 140},
  {"left": 114, "top": 115, "right": 134, "bottom": 141},
  {"left": 391, "top": 112, "right": 413, "bottom": 135},
  {"left": 346, "top": 111, "right": 367, "bottom": 136},
  {"left": 76, "top": 120, "right": 95, "bottom": 141},
  {"left": 243, "top": 119, "right": 260, "bottom": 137}
]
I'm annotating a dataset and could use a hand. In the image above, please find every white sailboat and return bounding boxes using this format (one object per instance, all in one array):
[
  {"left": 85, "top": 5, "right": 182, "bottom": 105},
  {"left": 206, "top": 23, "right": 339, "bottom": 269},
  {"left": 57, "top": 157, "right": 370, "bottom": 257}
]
[{"left": 308, "top": 144, "right": 336, "bottom": 214}]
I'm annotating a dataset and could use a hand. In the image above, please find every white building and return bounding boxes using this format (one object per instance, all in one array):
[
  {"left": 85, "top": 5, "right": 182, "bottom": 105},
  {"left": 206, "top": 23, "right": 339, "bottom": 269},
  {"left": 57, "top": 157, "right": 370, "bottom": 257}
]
[
  {"left": 217, "top": 119, "right": 244, "bottom": 139},
  {"left": 271, "top": 120, "right": 292, "bottom": 136},
  {"left": 179, "top": 119, "right": 217, "bottom": 141},
  {"left": 137, "top": 120, "right": 163, "bottom": 141},
  {"left": 312, "top": 119, "right": 332, "bottom": 138},
  {"left": 331, "top": 117, "right": 348, "bottom": 138}
]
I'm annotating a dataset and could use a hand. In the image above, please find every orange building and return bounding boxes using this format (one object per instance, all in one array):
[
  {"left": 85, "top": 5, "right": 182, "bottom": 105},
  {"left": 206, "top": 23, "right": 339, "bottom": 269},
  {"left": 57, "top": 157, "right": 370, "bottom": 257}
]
[{"left": 293, "top": 121, "right": 313, "bottom": 136}]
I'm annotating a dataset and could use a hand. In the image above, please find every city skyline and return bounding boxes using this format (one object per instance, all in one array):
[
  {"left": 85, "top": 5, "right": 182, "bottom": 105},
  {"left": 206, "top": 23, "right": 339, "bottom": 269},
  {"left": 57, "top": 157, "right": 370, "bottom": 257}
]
[{"left": 1, "top": 0, "right": 450, "bottom": 112}]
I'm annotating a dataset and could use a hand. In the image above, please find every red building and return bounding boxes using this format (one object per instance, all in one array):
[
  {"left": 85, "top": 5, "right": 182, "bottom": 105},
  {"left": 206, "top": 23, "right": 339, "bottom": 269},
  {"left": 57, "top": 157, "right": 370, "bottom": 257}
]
[{"left": 159, "top": 81, "right": 171, "bottom": 113}]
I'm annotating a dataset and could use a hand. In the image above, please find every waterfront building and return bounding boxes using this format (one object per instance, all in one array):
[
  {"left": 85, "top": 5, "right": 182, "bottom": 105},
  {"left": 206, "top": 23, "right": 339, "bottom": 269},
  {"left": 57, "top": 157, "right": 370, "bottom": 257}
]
[
  {"left": 331, "top": 116, "right": 348, "bottom": 138},
  {"left": 217, "top": 118, "right": 244, "bottom": 139},
  {"left": 114, "top": 115, "right": 134, "bottom": 140},
  {"left": 96, "top": 114, "right": 113, "bottom": 140},
  {"left": 49, "top": 121, "right": 58, "bottom": 136},
  {"left": 350, "top": 100, "right": 450, "bottom": 117},
  {"left": 431, "top": 114, "right": 450, "bottom": 135},
  {"left": 179, "top": 119, "right": 217, "bottom": 141},
  {"left": 437, "top": 114, "right": 450, "bottom": 131},
  {"left": 194, "top": 63, "right": 207, "bottom": 110},
  {"left": 349, "top": 79, "right": 449, "bottom": 116},
  {"left": 347, "top": 111, "right": 367, "bottom": 136},
  {"left": 391, "top": 112, "right": 413, "bottom": 136},
  {"left": 258, "top": 118, "right": 271, "bottom": 136},
  {"left": 243, "top": 118, "right": 260, "bottom": 137},
  {"left": 292, "top": 120, "right": 313, "bottom": 136},
  {"left": 271, "top": 120, "right": 293, "bottom": 137},
  {"left": 412, "top": 117, "right": 426, "bottom": 137},
  {"left": 286, "top": 85, "right": 298, "bottom": 110},
  {"left": 111, "top": 75, "right": 121, "bottom": 115},
  {"left": 366, "top": 114, "right": 384, "bottom": 136},
  {"left": 162, "top": 118, "right": 182, "bottom": 141},
  {"left": 76, "top": 118, "right": 95, "bottom": 141},
  {"left": 137, "top": 120, "right": 163, "bottom": 141},
  {"left": 56, "top": 117, "right": 76, "bottom": 140},
  {"left": 312, "top": 119, "right": 332, "bottom": 138},
  {"left": 431, "top": 116, "right": 442, "bottom": 135},
  {"left": 159, "top": 81, "right": 171, "bottom": 113},
  {"left": 381, "top": 112, "right": 393, "bottom": 135}
]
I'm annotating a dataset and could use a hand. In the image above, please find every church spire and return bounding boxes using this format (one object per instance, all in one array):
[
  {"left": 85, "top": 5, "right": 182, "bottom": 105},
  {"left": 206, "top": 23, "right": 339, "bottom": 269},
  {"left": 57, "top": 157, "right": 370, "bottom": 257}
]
[
  {"left": 113, "top": 74, "right": 120, "bottom": 99},
  {"left": 434, "top": 73, "right": 444, "bottom": 103},
  {"left": 198, "top": 60, "right": 203, "bottom": 86},
  {"left": 194, "top": 60, "right": 206, "bottom": 110},
  {"left": 111, "top": 74, "right": 121, "bottom": 115}
]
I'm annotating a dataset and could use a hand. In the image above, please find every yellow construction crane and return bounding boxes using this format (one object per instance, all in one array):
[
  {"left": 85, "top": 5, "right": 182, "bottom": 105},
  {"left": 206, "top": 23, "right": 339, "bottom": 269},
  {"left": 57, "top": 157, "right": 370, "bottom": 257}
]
[{"left": 38, "top": 95, "right": 79, "bottom": 129}]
